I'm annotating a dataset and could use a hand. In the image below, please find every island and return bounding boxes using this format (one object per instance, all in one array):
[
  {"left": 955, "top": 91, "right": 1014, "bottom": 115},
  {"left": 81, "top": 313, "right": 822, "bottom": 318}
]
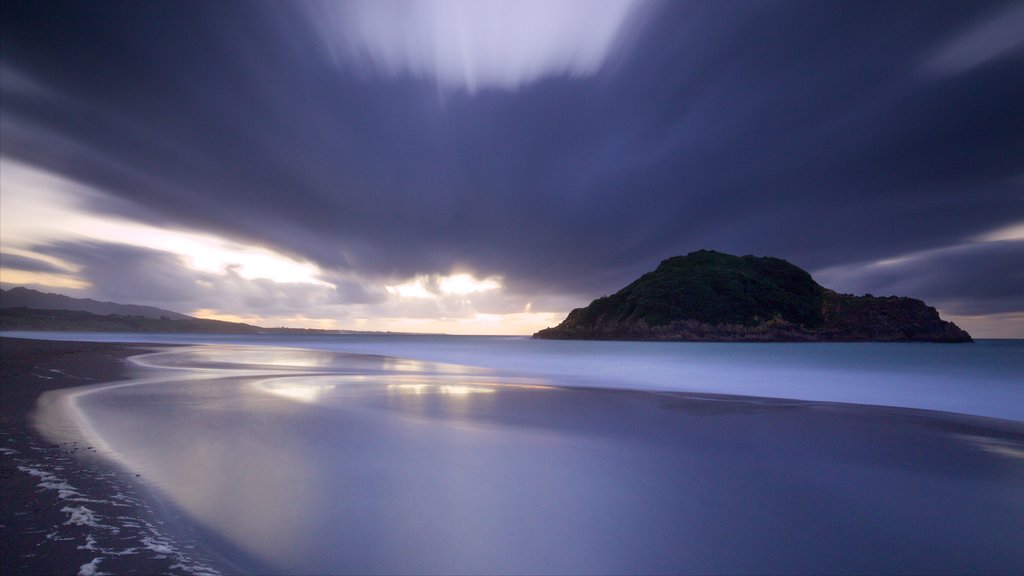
[{"left": 534, "top": 250, "right": 972, "bottom": 342}]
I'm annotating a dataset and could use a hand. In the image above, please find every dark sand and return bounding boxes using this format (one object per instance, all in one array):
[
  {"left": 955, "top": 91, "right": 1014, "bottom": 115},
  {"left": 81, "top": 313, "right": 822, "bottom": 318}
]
[{"left": 0, "top": 337, "right": 240, "bottom": 575}]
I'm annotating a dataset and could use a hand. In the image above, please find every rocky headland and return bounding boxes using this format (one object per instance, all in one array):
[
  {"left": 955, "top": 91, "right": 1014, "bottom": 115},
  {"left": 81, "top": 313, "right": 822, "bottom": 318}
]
[{"left": 534, "top": 250, "right": 972, "bottom": 342}]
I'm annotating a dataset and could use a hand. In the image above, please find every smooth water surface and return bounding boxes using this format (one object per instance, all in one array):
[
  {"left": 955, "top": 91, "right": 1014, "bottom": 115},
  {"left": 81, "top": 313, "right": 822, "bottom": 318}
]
[
  {"left": 10, "top": 332, "right": 1024, "bottom": 420},
  {"left": 23, "top": 338, "right": 1024, "bottom": 574}
]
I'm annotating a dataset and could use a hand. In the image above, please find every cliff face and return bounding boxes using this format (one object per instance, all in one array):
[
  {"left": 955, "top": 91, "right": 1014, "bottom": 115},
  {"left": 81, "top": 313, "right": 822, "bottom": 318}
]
[{"left": 533, "top": 250, "right": 972, "bottom": 342}]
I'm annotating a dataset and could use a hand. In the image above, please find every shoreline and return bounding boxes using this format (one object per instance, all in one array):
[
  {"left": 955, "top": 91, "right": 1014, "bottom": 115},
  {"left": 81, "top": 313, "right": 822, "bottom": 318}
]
[
  {"left": 4, "top": 336, "right": 1023, "bottom": 574},
  {"left": 0, "top": 337, "right": 258, "bottom": 576},
  {"left": 3, "top": 331, "right": 1020, "bottom": 422}
]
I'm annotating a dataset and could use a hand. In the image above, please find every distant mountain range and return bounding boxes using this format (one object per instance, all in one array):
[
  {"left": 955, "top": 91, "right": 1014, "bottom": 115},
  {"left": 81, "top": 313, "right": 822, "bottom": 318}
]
[
  {"left": 534, "top": 250, "right": 972, "bottom": 342},
  {"left": 0, "top": 287, "right": 350, "bottom": 335},
  {"left": 1, "top": 287, "right": 191, "bottom": 319}
]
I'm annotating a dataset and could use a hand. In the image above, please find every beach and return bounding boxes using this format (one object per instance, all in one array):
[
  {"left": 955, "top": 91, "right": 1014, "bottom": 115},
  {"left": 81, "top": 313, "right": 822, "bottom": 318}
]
[
  {"left": 0, "top": 338, "right": 237, "bottom": 575},
  {"left": 3, "top": 335, "right": 1023, "bottom": 574}
]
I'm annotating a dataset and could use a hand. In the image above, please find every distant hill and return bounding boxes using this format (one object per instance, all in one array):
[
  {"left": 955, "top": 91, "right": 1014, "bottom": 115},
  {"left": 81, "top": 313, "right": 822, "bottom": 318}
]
[
  {"left": 0, "top": 307, "right": 263, "bottom": 334},
  {"left": 0, "top": 287, "right": 356, "bottom": 335},
  {"left": 1, "top": 287, "right": 190, "bottom": 319},
  {"left": 534, "top": 250, "right": 972, "bottom": 342}
]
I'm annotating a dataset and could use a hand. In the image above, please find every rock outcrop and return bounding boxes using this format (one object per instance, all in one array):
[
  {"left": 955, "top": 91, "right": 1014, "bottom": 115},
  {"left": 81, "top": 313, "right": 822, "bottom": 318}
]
[{"left": 533, "top": 250, "right": 972, "bottom": 342}]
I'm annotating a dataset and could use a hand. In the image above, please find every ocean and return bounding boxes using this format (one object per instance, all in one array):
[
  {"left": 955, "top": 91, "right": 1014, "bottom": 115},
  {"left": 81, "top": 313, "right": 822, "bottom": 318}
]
[
  {"left": 9, "top": 332, "right": 1024, "bottom": 574},
  {"left": 9, "top": 332, "right": 1023, "bottom": 419}
]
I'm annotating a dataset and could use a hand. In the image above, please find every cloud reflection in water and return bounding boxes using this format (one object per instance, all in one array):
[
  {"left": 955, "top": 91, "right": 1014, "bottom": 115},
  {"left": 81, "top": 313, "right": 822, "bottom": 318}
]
[
  {"left": 254, "top": 377, "right": 340, "bottom": 404},
  {"left": 53, "top": 343, "right": 1024, "bottom": 574}
]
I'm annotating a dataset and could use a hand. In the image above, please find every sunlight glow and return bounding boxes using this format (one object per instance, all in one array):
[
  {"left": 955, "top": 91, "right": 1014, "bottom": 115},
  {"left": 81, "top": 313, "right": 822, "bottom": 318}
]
[
  {"left": 0, "top": 160, "right": 330, "bottom": 287},
  {"left": 316, "top": 0, "right": 643, "bottom": 93},
  {"left": 359, "top": 311, "right": 566, "bottom": 336},
  {"left": 190, "top": 309, "right": 270, "bottom": 325},
  {"left": 386, "top": 273, "right": 503, "bottom": 299},
  {"left": 387, "top": 383, "right": 496, "bottom": 396},
  {"left": 438, "top": 273, "right": 501, "bottom": 295},
  {"left": 95, "top": 220, "right": 327, "bottom": 285},
  {"left": 972, "top": 221, "right": 1024, "bottom": 242},
  {"left": 388, "top": 383, "right": 430, "bottom": 395},
  {"left": 255, "top": 378, "right": 338, "bottom": 403},
  {"left": 0, "top": 268, "right": 90, "bottom": 289},
  {"left": 941, "top": 312, "right": 1024, "bottom": 339},
  {"left": 386, "top": 278, "right": 435, "bottom": 299},
  {"left": 0, "top": 160, "right": 569, "bottom": 334}
]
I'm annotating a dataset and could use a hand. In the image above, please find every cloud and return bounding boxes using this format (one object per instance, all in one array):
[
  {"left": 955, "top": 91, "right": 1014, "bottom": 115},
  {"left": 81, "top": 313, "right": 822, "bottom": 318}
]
[
  {"left": 941, "top": 312, "right": 1024, "bottom": 339},
  {"left": 1, "top": 1, "right": 1022, "bottom": 334},
  {"left": 25, "top": 240, "right": 347, "bottom": 321},
  {"left": 0, "top": 64, "right": 48, "bottom": 97},
  {"left": 40, "top": 242, "right": 203, "bottom": 307},
  {"left": 813, "top": 240, "right": 1024, "bottom": 316},
  {"left": 0, "top": 252, "right": 68, "bottom": 275},
  {"left": 15, "top": 238, "right": 557, "bottom": 334},
  {"left": 311, "top": 0, "right": 644, "bottom": 93},
  {"left": 922, "top": 2, "right": 1024, "bottom": 77},
  {"left": 322, "top": 273, "right": 390, "bottom": 306}
]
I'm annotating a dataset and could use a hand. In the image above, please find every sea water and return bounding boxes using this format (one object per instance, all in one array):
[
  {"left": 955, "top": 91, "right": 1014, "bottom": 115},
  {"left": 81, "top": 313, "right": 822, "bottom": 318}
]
[
  {"left": 8, "top": 332, "right": 1024, "bottom": 420},
  {"left": 10, "top": 333, "right": 1024, "bottom": 574}
]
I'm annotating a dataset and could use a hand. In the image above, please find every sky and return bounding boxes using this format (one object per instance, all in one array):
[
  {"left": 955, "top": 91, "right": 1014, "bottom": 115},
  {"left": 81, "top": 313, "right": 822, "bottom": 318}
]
[{"left": 1, "top": 0, "right": 1022, "bottom": 336}]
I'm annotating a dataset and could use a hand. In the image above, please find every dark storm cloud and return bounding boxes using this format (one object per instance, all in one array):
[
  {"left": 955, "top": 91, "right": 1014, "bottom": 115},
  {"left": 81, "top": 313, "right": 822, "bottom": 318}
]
[
  {"left": 2, "top": 0, "right": 1022, "bottom": 314},
  {"left": 38, "top": 242, "right": 206, "bottom": 307},
  {"left": 0, "top": 252, "right": 66, "bottom": 275},
  {"left": 816, "top": 239, "right": 1024, "bottom": 315}
]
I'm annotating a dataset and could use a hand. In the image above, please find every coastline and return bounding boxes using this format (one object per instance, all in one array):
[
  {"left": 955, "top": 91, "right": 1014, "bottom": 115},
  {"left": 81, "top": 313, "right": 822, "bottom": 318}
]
[
  {"left": 0, "top": 337, "right": 252, "bottom": 576},
  {"left": 3, "top": 335, "right": 1023, "bottom": 574}
]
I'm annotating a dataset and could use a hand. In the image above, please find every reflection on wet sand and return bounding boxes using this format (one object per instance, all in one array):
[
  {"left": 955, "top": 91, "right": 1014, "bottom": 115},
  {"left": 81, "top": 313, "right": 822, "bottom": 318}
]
[
  {"left": 388, "top": 383, "right": 495, "bottom": 395},
  {"left": 42, "top": 346, "right": 568, "bottom": 572},
  {"left": 133, "top": 345, "right": 485, "bottom": 378},
  {"left": 38, "top": 344, "right": 1024, "bottom": 575},
  {"left": 253, "top": 377, "right": 339, "bottom": 403}
]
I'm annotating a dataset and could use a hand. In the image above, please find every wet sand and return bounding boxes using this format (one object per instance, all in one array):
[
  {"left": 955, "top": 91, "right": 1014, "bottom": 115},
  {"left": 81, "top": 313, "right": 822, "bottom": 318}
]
[
  {"left": 4, "top": 336, "right": 1024, "bottom": 574},
  {"left": 0, "top": 337, "right": 241, "bottom": 576}
]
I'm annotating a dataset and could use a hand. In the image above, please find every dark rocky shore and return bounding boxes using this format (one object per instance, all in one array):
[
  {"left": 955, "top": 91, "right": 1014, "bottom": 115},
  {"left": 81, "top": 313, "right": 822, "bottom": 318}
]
[{"left": 0, "top": 338, "right": 232, "bottom": 576}]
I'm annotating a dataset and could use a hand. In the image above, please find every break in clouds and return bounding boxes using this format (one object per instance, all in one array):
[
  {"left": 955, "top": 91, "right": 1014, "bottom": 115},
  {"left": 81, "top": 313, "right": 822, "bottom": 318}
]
[
  {"left": 1, "top": 0, "right": 1022, "bottom": 333},
  {"left": 313, "top": 0, "right": 646, "bottom": 93}
]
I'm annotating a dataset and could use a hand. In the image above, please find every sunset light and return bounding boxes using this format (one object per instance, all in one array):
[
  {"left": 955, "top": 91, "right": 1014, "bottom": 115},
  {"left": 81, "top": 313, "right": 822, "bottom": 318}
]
[{"left": 3, "top": 2, "right": 1022, "bottom": 575}]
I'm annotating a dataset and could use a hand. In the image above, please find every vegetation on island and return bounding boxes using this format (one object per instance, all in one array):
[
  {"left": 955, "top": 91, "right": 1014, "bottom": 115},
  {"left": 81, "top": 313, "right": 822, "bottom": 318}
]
[{"left": 534, "top": 250, "right": 972, "bottom": 342}]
